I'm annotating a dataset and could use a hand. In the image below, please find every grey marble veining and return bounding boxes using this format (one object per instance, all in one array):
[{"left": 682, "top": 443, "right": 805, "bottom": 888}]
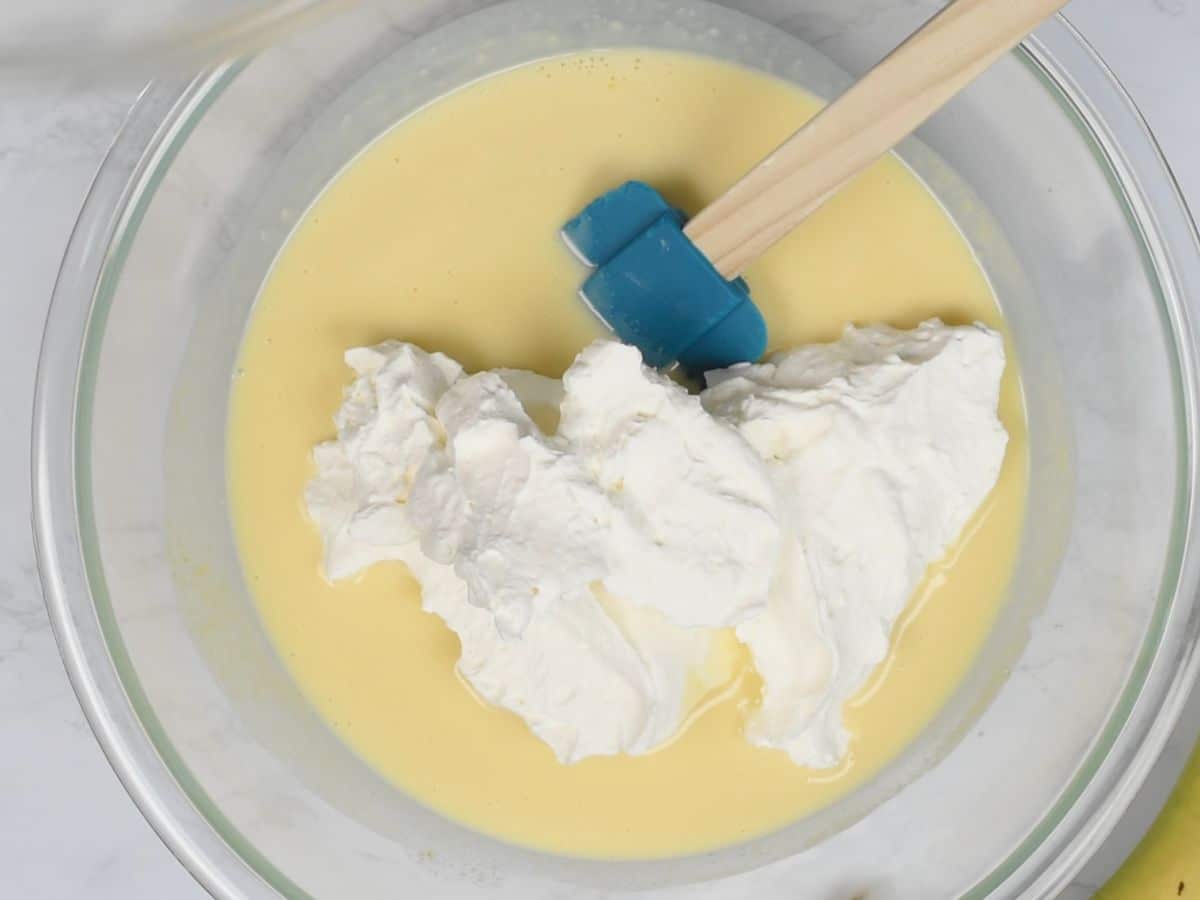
[{"left": 0, "top": 1, "right": 1197, "bottom": 898}]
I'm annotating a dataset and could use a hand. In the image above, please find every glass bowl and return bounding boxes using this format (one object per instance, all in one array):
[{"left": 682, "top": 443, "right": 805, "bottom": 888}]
[
  {"left": 32, "top": 1, "right": 1200, "bottom": 897},
  {"left": 0, "top": 0, "right": 339, "bottom": 75}
]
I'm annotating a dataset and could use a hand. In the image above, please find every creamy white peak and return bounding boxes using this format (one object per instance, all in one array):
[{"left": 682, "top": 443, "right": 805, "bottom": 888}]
[
  {"left": 560, "top": 342, "right": 779, "bottom": 628},
  {"left": 305, "top": 321, "right": 1007, "bottom": 768},
  {"left": 702, "top": 321, "right": 1008, "bottom": 766},
  {"left": 409, "top": 371, "right": 609, "bottom": 637},
  {"left": 304, "top": 342, "right": 462, "bottom": 581},
  {"left": 403, "top": 341, "right": 780, "bottom": 635}
]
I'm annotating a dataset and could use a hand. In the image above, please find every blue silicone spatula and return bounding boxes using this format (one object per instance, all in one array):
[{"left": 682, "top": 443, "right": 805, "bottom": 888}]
[{"left": 562, "top": 0, "right": 1065, "bottom": 375}]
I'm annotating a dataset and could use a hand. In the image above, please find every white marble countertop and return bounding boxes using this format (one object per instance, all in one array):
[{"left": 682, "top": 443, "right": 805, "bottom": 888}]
[{"left": 1, "top": 1, "right": 1197, "bottom": 897}]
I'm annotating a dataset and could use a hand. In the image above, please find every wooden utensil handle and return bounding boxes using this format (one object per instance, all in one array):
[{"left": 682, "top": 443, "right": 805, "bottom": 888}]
[{"left": 684, "top": 0, "right": 1068, "bottom": 279}]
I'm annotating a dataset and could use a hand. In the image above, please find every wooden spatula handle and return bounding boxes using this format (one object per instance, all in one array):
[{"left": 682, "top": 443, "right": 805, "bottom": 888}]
[{"left": 684, "top": 0, "right": 1068, "bottom": 279}]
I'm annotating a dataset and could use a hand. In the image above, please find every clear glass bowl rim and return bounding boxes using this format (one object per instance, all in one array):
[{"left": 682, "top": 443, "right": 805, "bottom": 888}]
[{"left": 30, "top": 9, "right": 1200, "bottom": 899}]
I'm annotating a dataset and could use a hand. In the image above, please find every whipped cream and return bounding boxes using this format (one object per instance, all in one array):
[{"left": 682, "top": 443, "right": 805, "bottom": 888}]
[
  {"left": 305, "top": 340, "right": 771, "bottom": 762},
  {"left": 403, "top": 546, "right": 720, "bottom": 761},
  {"left": 559, "top": 344, "right": 779, "bottom": 628},
  {"left": 703, "top": 321, "right": 1008, "bottom": 766},
  {"left": 306, "top": 322, "right": 1007, "bottom": 767}
]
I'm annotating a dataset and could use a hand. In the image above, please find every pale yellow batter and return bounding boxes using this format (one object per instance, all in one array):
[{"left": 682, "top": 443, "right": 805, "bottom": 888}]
[{"left": 228, "top": 50, "right": 1028, "bottom": 859}]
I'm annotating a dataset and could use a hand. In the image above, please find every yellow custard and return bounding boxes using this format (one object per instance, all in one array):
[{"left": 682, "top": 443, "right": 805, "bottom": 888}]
[{"left": 228, "top": 49, "right": 1028, "bottom": 858}]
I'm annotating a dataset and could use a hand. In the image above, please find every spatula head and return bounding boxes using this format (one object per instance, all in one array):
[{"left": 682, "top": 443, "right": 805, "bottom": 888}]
[{"left": 562, "top": 180, "right": 767, "bottom": 375}]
